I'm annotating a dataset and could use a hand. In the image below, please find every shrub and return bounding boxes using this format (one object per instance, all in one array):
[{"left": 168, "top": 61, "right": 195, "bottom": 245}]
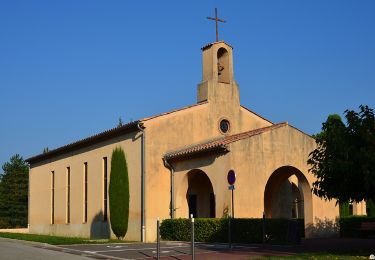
[
  {"left": 366, "top": 200, "right": 375, "bottom": 217},
  {"left": 160, "top": 218, "right": 304, "bottom": 244},
  {"left": 340, "top": 216, "right": 375, "bottom": 238},
  {"left": 339, "top": 201, "right": 350, "bottom": 217},
  {"left": 109, "top": 147, "right": 129, "bottom": 239}
]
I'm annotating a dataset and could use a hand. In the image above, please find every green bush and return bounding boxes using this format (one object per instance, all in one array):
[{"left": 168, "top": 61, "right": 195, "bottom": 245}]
[
  {"left": 109, "top": 147, "right": 129, "bottom": 239},
  {"left": 339, "top": 201, "right": 350, "bottom": 217},
  {"left": 160, "top": 218, "right": 304, "bottom": 244},
  {"left": 340, "top": 216, "right": 375, "bottom": 238},
  {"left": 366, "top": 200, "right": 375, "bottom": 217}
]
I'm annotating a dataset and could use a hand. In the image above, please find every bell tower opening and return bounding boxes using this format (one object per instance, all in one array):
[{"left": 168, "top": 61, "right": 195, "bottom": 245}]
[
  {"left": 197, "top": 41, "right": 239, "bottom": 105},
  {"left": 217, "top": 47, "right": 229, "bottom": 83}
]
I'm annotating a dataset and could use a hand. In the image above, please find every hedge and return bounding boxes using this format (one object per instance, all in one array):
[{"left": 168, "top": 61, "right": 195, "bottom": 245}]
[
  {"left": 340, "top": 216, "right": 375, "bottom": 238},
  {"left": 366, "top": 200, "right": 375, "bottom": 217},
  {"left": 160, "top": 218, "right": 304, "bottom": 244},
  {"left": 339, "top": 201, "right": 350, "bottom": 217},
  {"left": 109, "top": 147, "right": 130, "bottom": 239}
]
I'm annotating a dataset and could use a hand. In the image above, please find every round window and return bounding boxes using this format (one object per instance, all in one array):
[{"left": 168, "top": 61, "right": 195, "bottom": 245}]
[{"left": 219, "top": 119, "right": 230, "bottom": 134}]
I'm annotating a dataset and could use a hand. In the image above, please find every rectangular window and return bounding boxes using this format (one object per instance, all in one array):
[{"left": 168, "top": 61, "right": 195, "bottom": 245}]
[
  {"left": 51, "top": 171, "right": 55, "bottom": 224},
  {"left": 103, "top": 157, "right": 108, "bottom": 222},
  {"left": 83, "top": 162, "right": 88, "bottom": 223},
  {"left": 66, "top": 167, "right": 70, "bottom": 224}
]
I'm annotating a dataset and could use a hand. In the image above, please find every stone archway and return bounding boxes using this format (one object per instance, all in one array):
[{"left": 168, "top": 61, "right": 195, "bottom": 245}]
[
  {"left": 264, "top": 166, "right": 313, "bottom": 236},
  {"left": 186, "top": 169, "right": 215, "bottom": 218}
]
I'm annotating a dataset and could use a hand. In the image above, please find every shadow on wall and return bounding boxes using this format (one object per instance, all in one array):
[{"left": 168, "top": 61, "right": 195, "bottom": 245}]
[
  {"left": 306, "top": 217, "right": 339, "bottom": 238},
  {"left": 90, "top": 211, "right": 110, "bottom": 239}
]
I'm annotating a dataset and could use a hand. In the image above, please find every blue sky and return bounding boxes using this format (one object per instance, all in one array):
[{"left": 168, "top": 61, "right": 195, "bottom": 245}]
[{"left": 1, "top": 1, "right": 374, "bottom": 167}]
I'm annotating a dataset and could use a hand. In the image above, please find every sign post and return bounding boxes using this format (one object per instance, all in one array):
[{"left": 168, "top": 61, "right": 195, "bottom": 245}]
[
  {"left": 156, "top": 218, "right": 160, "bottom": 260},
  {"left": 227, "top": 170, "right": 236, "bottom": 250},
  {"left": 227, "top": 170, "right": 236, "bottom": 218}
]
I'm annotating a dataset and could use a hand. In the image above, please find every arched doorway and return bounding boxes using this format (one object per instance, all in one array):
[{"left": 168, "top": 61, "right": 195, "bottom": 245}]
[
  {"left": 264, "top": 166, "right": 313, "bottom": 234},
  {"left": 186, "top": 169, "right": 215, "bottom": 218}
]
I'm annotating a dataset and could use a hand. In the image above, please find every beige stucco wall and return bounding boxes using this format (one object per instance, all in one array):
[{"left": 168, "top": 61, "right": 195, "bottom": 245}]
[
  {"left": 29, "top": 132, "right": 142, "bottom": 241},
  {"left": 171, "top": 125, "right": 339, "bottom": 239},
  {"left": 28, "top": 41, "right": 343, "bottom": 243}
]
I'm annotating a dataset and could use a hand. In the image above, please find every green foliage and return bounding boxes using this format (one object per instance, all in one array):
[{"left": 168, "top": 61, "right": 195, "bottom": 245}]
[
  {"left": 0, "top": 154, "right": 29, "bottom": 228},
  {"left": 117, "top": 117, "right": 123, "bottom": 127},
  {"left": 160, "top": 218, "right": 304, "bottom": 244},
  {"left": 0, "top": 232, "right": 130, "bottom": 245},
  {"left": 339, "top": 201, "right": 350, "bottom": 217},
  {"left": 308, "top": 105, "right": 375, "bottom": 203},
  {"left": 366, "top": 200, "right": 375, "bottom": 217},
  {"left": 109, "top": 147, "right": 129, "bottom": 239},
  {"left": 339, "top": 216, "right": 375, "bottom": 238}
]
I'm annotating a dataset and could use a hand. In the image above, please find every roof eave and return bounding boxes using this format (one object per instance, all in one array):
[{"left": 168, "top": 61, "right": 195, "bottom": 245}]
[
  {"left": 163, "top": 145, "right": 229, "bottom": 162},
  {"left": 26, "top": 121, "right": 141, "bottom": 165}
]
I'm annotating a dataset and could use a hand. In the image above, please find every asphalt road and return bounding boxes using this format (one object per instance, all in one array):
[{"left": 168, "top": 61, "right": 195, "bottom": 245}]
[
  {"left": 1, "top": 237, "right": 374, "bottom": 260},
  {"left": 0, "top": 238, "right": 92, "bottom": 260}
]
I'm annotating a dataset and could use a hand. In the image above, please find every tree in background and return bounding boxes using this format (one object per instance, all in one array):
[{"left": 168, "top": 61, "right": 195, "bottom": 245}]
[
  {"left": 117, "top": 117, "right": 123, "bottom": 127},
  {"left": 109, "top": 147, "right": 129, "bottom": 239},
  {"left": 0, "top": 154, "right": 29, "bottom": 228},
  {"left": 308, "top": 105, "right": 375, "bottom": 206}
]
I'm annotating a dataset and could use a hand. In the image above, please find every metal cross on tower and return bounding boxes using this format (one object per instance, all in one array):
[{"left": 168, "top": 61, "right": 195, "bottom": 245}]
[{"left": 207, "top": 8, "right": 226, "bottom": 42}]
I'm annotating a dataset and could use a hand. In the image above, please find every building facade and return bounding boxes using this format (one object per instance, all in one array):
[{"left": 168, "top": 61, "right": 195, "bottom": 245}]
[{"left": 27, "top": 41, "right": 363, "bottom": 242}]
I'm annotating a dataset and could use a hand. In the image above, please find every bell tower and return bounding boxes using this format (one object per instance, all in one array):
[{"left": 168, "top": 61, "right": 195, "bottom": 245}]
[{"left": 197, "top": 41, "right": 240, "bottom": 106}]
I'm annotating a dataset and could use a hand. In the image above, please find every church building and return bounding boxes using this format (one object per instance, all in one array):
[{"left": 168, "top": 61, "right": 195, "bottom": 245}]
[{"left": 27, "top": 40, "right": 362, "bottom": 242}]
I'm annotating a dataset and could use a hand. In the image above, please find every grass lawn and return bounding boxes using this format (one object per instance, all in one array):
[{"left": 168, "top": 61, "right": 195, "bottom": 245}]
[
  {"left": 0, "top": 232, "right": 129, "bottom": 245},
  {"left": 253, "top": 252, "right": 372, "bottom": 259}
]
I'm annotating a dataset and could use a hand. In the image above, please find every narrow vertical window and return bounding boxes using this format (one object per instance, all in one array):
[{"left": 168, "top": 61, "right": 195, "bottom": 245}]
[
  {"left": 83, "top": 162, "right": 88, "bottom": 223},
  {"left": 103, "top": 157, "right": 108, "bottom": 222},
  {"left": 66, "top": 167, "right": 70, "bottom": 224},
  {"left": 51, "top": 171, "right": 55, "bottom": 224}
]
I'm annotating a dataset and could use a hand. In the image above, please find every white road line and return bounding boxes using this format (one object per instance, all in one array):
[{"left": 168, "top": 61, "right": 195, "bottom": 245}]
[
  {"left": 151, "top": 250, "right": 171, "bottom": 253},
  {"left": 90, "top": 245, "right": 190, "bottom": 253},
  {"left": 58, "top": 246, "right": 133, "bottom": 260},
  {"left": 107, "top": 245, "right": 128, "bottom": 249}
]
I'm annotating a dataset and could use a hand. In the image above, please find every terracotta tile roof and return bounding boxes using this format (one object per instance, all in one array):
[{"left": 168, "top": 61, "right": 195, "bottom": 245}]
[
  {"left": 164, "top": 122, "right": 288, "bottom": 161},
  {"left": 26, "top": 102, "right": 208, "bottom": 165},
  {"left": 26, "top": 121, "right": 141, "bottom": 165}
]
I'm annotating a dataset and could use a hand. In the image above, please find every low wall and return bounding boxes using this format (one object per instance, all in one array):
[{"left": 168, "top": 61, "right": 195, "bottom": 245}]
[{"left": 0, "top": 228, "right": 29, "bottom": 234}]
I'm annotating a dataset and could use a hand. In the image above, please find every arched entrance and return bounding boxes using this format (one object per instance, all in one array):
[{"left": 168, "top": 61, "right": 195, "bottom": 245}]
[
  {"left": 186, "top": 169, "right": 215, "bottom": 218},
  {"left": 264, "top": 166, "right": 313, "bottom": 235}
]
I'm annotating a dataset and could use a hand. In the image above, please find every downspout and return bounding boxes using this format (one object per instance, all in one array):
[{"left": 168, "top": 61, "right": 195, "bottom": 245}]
[
  {"left": 137, "top": 122, "right": 146, "bottom": 242},
  {"left": 163, "top": 158, "right": 175, "bottom": 219}
]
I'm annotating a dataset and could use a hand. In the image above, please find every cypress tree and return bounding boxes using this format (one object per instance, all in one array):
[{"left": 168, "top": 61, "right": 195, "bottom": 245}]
[{"left": 109, "top": 147, "right": 129, "bottom": 239}]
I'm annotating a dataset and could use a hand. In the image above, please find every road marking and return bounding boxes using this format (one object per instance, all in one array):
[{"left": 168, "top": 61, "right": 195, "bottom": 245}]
[
  {"left": 151, "top": 250, "right": 171, "bottom": 253},
  {"left": 165, "top": 242, "right": 185, "bottom": 246},
  {"left": 90, "top": 245, "right": 189, "bottom": 253},
  {"left": 107, "top": 245, "right": 127, "bottom": 249},
  {"left": 84, "top": 250, "right": 96, "bottom": 254},
  {"left": 59, "top": 247, "right": 132, "bottom": 260}
]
